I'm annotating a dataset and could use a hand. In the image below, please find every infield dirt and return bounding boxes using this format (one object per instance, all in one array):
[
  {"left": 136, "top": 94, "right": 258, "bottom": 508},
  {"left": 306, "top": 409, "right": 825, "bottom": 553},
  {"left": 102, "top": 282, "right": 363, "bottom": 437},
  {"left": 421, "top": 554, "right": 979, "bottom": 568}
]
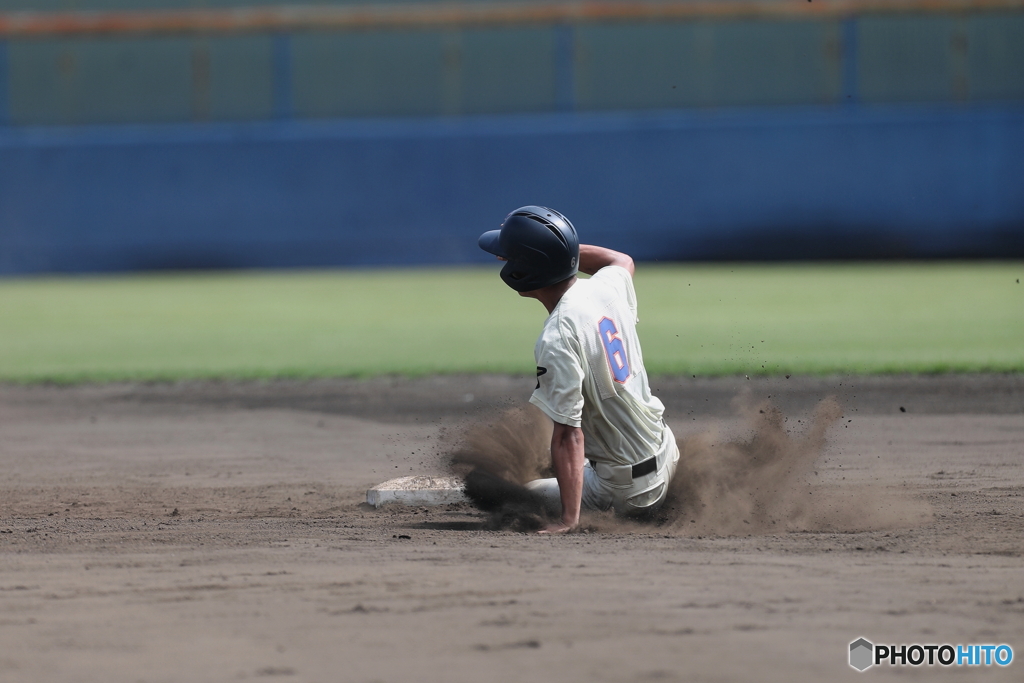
[{"left": 1, "top": 375, "right": 1022, "bottom": 682}]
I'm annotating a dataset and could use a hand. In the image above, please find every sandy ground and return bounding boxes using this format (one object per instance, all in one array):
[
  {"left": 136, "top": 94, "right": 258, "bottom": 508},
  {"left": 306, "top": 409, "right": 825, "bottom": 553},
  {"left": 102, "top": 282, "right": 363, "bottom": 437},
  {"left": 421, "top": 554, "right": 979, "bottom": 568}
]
[{"left": 0, "top": 374, "right": 1022, "bottom": 683}]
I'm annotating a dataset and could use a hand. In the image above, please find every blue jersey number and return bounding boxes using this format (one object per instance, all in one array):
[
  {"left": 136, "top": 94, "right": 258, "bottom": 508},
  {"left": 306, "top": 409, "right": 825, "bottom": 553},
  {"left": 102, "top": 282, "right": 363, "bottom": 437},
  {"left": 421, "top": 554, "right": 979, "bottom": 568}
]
[{"left": 599, "top": 317, "right": 631, "bottom": 383}]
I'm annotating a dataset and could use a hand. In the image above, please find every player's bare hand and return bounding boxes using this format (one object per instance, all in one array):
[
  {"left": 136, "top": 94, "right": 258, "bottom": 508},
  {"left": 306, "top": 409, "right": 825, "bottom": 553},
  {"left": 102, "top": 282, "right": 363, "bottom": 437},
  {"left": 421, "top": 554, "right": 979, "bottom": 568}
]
[{"left": 537, "top": 521, "right": 574, "bottom": 535}]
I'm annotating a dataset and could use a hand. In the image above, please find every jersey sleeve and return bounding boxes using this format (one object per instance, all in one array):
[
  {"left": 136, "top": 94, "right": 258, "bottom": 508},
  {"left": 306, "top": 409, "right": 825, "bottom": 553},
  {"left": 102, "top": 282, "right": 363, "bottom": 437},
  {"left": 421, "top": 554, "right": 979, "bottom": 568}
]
[
  {"left": 529, "top": 320, "right": 586, "bottom": 428},
  {"left": 590, "top": 265, "right": 638, "bottom": 321}
]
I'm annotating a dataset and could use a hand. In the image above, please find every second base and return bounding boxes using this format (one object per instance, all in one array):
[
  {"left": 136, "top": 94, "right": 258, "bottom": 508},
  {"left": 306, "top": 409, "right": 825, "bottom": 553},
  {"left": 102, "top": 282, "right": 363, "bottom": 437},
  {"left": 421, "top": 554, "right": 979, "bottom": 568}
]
[{"left": 366, "top": 475, "right": 467, "bottom": 508}]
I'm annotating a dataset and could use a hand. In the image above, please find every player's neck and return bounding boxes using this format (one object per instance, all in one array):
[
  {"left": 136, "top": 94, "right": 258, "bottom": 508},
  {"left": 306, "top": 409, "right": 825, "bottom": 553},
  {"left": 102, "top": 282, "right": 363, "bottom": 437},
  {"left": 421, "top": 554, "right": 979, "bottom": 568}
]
[{"left": 522, "top": 276, "right": 577, "bottom": 314}]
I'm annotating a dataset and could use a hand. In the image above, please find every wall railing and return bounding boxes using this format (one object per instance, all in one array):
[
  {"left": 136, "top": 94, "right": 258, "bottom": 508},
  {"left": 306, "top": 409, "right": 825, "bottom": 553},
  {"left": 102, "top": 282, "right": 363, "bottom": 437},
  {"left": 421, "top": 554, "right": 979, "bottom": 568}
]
[{"left": 1, "top": 0, "right": 1022, "bottom": 38}]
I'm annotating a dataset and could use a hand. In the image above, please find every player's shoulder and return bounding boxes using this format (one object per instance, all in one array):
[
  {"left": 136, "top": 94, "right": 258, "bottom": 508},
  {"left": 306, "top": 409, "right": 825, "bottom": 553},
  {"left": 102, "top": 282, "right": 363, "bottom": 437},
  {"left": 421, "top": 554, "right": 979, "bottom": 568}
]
[
  {"left": 590, "top": 265, "right": 635, "bottom": 295},
  {"left": 590, "top": 264, "right": 633, "bottom": 283},
  {"left": 589, "top": 264, "right": 636, "bottom": 300}
]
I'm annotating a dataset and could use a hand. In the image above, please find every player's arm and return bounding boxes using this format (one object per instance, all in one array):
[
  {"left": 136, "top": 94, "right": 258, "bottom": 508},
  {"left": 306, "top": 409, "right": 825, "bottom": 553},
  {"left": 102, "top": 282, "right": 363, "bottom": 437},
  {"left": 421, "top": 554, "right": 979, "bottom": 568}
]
[
  {"left": 538, "top": 421, "right": 586, "bottom": 534},
  {"left": 578, "top": 244, "right": 635, "bottom": 277}
]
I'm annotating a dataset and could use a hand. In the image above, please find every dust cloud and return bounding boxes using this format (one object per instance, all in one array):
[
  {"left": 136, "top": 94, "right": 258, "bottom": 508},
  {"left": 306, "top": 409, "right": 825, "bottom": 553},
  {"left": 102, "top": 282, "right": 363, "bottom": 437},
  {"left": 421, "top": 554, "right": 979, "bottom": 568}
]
[
  {"left": 448, "top": 407, "right": 554, "bottom": 530},
  {"left": 449, "top": 396, "right": 929, "bottom": 535},
  {"left": 659, "top": 393, "right": 929, "bottom": 535},
  {"left": 449, "top": 406, "right": 553, "bottom": 485}
]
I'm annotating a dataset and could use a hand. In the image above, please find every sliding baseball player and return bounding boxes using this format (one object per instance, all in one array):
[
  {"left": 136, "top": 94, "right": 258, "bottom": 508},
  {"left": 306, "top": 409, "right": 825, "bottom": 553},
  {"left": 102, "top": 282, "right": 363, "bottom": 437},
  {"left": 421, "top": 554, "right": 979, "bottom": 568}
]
[{"left": 479, "top": 206, "right": 679, "bottom": 533}]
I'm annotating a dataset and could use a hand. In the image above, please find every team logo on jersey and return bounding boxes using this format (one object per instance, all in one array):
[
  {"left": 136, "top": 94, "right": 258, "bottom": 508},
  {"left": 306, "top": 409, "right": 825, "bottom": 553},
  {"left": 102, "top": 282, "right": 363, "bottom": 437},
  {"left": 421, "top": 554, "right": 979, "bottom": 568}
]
[{"left": 536, "top": 366, "right": 547, "bottom": 389}]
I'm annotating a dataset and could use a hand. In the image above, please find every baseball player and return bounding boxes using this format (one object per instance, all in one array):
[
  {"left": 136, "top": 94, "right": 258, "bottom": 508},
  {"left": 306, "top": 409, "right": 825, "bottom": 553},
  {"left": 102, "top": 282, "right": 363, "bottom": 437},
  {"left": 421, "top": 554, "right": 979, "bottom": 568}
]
[{"left": 478, "top": 206, "right": 679, "bottom": 534}]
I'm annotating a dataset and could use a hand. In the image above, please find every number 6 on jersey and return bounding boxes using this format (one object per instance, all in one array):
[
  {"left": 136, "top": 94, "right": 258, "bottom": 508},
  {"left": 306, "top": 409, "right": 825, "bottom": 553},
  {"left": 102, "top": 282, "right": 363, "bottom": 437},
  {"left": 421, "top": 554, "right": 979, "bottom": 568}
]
[{"left": 599, "top": 317, "right": 631, "bottom": 383}]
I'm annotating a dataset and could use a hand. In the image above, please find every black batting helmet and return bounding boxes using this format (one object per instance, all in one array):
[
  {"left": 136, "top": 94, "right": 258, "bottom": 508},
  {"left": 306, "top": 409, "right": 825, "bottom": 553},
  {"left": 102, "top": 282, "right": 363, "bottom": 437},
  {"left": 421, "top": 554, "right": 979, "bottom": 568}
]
[{"left": 478, "top": 206, "right": 580, "bottom": 292}]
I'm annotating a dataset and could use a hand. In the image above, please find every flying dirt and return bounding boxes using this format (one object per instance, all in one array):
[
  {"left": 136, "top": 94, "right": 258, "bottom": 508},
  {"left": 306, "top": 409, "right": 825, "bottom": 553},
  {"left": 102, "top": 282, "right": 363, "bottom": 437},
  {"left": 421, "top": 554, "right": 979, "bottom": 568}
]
[{"left": 449, "top": 394, "right": 930, "bottom": 534}]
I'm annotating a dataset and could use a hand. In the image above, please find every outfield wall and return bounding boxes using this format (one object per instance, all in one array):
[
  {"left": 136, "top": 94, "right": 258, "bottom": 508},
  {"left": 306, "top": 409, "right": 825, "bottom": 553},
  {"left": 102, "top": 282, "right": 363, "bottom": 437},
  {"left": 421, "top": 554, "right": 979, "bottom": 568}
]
[
  {"left": 1, "top": 1, "right": 1023, "bottom": 273},
  {"left": 2, "top": 103, "right": 1022, "bottom": 274}
]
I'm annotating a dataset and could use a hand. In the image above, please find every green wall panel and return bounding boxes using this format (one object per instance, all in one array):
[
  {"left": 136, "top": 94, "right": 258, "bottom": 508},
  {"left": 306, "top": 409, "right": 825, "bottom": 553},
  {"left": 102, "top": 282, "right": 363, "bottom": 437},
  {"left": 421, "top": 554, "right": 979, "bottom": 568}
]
[
  {"left": 291, "top": 30, "right": 446, "bottom": 118},
  {"left": 460, "top": 27, "right": 557, "bottom": 115},
  {"left": 2, "top": 7, "right": 1023, "bottom": 125},
  {"left": 574, "top": 21, "right": 841, "bottom": 111},
  {"left": 859, "top": 16, "right": 958, "bottom": 103},
  {"left": 9, "top": 37, "right": 192, "bottom": 124},
  {"left": 203, "top": 35, "right": 274, "bottom": 121},
  {"left": 968, "top": 13, "right": 1024, "bottom": 101}
]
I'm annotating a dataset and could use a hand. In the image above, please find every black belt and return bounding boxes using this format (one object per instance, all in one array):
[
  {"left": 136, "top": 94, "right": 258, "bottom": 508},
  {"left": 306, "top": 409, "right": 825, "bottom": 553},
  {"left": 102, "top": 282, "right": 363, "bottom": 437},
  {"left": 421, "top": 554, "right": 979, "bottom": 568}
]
[
  {"left": 631, "top": 456, "right": 658, "bottom": 478},
  {"left": 587, "top": 456, "right": 658, "bottom": 478}
]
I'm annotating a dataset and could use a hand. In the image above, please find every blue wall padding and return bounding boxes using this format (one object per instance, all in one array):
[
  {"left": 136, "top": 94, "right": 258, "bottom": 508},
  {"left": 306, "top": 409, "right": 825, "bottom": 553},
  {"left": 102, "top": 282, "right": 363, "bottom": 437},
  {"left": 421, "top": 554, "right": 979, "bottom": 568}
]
[{"left": 1, "top": 104, "right": 1023, "bottom": 274}]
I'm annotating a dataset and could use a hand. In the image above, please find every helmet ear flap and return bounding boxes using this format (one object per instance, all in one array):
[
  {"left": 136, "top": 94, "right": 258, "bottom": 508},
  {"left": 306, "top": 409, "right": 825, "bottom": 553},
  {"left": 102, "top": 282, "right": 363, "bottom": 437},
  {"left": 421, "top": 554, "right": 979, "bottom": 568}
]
[
  {"left": 481, "top": 205, "right": 580, "bottom": 292},
  {"left": 499, "top": 261, "right": 526, "bottom": 283}
]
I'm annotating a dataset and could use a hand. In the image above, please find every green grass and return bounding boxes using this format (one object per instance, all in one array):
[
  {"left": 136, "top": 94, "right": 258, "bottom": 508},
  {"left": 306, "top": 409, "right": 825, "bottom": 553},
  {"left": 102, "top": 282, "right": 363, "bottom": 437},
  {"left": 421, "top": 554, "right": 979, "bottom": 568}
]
[{"left": 0, "top": 263, "right": 1020, "bottom": 383}]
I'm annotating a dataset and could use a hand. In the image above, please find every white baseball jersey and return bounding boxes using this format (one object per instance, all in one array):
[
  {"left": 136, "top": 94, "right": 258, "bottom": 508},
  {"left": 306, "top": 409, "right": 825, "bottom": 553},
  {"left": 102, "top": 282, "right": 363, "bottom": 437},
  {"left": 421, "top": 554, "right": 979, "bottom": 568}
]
[{"left": 528, "top": 265, "right": 667, "bottom": 467}]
